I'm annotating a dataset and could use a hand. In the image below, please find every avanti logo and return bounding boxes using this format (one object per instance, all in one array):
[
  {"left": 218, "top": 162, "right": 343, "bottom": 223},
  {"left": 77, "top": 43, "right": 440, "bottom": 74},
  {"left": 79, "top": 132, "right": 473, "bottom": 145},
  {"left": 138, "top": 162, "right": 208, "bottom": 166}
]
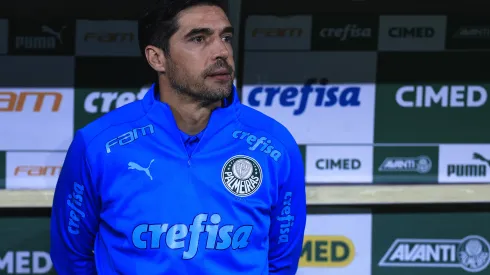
[
  {"left": 378, "top": 156, "right": 432, "bottom": 174},
  {"left": 245, "top": 78, "right": 361, "bottom": 115},
  {"left": 452, "top": 26, "right": 490, "bottom": 39},
  {"left": 379, "top": 235, "right": 490, "bottom": 273}
]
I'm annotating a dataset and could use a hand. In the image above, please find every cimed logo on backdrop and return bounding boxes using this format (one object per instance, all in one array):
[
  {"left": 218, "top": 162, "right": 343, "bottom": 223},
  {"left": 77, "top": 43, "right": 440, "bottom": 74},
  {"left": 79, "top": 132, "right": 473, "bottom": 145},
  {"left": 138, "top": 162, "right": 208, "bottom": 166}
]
[{"left": 221, "top": 155, "right": 262, "bottom": 197}]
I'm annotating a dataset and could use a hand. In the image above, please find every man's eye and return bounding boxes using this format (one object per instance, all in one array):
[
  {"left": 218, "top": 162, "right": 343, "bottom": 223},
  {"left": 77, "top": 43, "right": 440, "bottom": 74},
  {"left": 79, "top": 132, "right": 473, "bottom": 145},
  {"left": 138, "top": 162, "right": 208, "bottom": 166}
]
[
  {"left": 223, "top": 35, "right": 233, "bottom": 42},
  {"left": 191, "top": 36, "right": 204, "bottom": 43}
]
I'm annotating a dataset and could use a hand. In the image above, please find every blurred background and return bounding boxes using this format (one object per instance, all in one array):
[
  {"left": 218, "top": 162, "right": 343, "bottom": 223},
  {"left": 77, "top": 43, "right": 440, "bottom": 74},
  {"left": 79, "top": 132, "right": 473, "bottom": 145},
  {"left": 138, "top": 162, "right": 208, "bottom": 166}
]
[{"left": 1, "top": 0, "right": 490, "bottom": 274}]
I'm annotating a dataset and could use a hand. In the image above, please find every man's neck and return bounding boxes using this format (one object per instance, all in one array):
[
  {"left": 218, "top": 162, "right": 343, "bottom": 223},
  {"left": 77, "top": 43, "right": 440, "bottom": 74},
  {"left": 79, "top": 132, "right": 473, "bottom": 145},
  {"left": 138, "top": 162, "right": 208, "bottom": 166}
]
[{"left": 159, "top": 82, "right": 220, "bottom": 136}]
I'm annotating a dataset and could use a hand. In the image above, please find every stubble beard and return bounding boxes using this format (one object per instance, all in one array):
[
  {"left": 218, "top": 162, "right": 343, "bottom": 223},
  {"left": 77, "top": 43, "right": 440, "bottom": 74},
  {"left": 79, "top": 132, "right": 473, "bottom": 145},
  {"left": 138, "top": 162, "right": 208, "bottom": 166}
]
[{"left": 166, "top": 59, "right": 233, "bottom": 107}]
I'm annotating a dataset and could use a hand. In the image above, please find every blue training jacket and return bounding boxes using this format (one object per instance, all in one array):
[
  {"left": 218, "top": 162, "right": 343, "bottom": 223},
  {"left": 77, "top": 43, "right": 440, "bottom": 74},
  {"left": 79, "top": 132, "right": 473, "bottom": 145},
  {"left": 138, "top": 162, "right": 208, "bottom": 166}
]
[{"left": 50, "top": 84, "right": 307, "bottom": 275}]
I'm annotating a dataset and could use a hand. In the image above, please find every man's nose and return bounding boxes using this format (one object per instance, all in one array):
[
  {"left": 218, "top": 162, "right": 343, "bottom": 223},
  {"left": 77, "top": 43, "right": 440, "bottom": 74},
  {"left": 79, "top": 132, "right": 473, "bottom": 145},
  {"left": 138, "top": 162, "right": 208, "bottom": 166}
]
[{"left": 210, "top": 38, "right": 230, "bottom": 60}]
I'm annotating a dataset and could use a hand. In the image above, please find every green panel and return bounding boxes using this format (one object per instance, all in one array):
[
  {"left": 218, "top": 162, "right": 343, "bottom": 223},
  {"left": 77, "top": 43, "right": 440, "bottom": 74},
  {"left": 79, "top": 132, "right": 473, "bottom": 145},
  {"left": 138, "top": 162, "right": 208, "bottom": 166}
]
[
  {"left": 0, "top": 152, "right": 5, "bottom": 189},
  {"left": 374, "top": 84, "right": 490, "bottom": 143},
  {"left": 373, "top": 146, "right": 439, "bottom": 183},
  {"left": 74, "top": 88, "right": 146, "bottom": 131},
  {"left": 298, "top": 144, "right": 306, "bottom": 171},
  {"left": 372, "top": 212, "right": 490, "bottom": 275},
  {"left": 0, "top": 218, "right": 55, "bottom": 274}
]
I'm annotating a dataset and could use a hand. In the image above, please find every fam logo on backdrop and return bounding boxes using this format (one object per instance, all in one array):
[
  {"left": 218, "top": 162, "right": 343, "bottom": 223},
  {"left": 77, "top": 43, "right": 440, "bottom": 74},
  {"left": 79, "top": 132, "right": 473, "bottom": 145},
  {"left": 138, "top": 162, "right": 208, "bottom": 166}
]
[
  {"left": 0, "top": 88, "right": 74, "bottom": 151},
  {"left": 244, "top": 15, "right": 312, "bottom": 50},
  {"left": 439, "top": 145, "right": 490, "bottom": 183},
  {"left": 8, "top": 19, "right": 75, "bottom": 55},
  {"left": 221, "top": 155, "right": 263, "bottom": 197},
  {"left": 305, "top": 145, "right": 373, "bottom": 184},
  {"left": 5, "top": 152, "right": 66, "bottom": 189},
  {"left": 378, "top": 15, "right": 446, "bottom": 51},
  {"left": 76, "top": 20, "right": 140, "bottom": 56},
  {"left": 311, "top": 15, "right": 378, "bottom": 50}
]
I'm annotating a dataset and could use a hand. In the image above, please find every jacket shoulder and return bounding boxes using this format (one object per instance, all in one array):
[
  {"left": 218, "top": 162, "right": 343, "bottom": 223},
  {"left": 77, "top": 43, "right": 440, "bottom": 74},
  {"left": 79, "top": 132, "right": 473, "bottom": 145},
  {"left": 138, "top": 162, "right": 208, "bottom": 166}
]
[
  {"left": 236, "top": 104, "right": 298, "bottom": 150},
  {"left": 77, "top": 100, "right": 147, "bottom": 146}
]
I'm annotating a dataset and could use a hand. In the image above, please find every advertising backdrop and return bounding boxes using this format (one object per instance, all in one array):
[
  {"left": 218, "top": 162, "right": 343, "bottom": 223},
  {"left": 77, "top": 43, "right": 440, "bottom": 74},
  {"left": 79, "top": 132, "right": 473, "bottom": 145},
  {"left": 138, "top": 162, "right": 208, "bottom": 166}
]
[{"left": 1, "top": 8, "right": 490, "bottom": 187}]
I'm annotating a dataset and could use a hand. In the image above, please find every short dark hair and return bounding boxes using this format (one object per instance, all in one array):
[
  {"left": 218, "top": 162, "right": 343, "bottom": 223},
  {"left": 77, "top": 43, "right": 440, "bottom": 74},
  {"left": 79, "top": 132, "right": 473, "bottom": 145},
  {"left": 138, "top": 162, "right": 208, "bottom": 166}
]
[{"left": 138, "top": 0, "right": 227, "bottom": 56}]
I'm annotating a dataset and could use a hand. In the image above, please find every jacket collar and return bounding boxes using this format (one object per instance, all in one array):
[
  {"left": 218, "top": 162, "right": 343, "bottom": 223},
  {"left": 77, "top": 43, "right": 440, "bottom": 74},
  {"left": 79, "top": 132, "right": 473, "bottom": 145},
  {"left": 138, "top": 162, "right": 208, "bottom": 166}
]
[{"left": 142, "top": 83, "right": 239, "bottom": 140}]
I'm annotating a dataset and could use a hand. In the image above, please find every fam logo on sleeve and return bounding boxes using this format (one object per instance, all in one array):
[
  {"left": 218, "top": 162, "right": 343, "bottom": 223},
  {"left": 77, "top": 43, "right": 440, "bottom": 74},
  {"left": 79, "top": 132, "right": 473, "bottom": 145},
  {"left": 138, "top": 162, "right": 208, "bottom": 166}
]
[
  {"left": 76, "top": 20, "right": 140, "bottom": 56},
  {"left": 8, "top": 19, "right": 75, "bottom": 55},
  {"left": 305, "top": 145, "right": 373, "bottom": 184},
  {"left": 244, "top": 15, "right": 312, "bottom": 50},
  {"left": 378, "top": 15, "right": 446, "bottom": 51}
]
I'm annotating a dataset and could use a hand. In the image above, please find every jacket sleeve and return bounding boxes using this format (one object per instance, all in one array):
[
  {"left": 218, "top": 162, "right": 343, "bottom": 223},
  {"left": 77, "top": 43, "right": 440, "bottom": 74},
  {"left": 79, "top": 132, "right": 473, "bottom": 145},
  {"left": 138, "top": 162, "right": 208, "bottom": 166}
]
[
  {"left": 268, "top": 143, "right": 307, "bottom": 274},
  {"left": 50, "top": 131, "right": 100, "bottom": 275}
]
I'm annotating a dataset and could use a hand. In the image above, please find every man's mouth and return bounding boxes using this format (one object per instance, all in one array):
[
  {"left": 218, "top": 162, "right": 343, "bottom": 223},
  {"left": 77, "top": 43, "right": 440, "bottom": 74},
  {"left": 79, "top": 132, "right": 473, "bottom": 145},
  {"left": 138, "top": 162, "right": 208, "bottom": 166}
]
[
  {"left": 207, "top": 69, "right": 232, "bottom": 80},
  {"left": 208, "top": 69, "right": 230, "bottom": 76}
]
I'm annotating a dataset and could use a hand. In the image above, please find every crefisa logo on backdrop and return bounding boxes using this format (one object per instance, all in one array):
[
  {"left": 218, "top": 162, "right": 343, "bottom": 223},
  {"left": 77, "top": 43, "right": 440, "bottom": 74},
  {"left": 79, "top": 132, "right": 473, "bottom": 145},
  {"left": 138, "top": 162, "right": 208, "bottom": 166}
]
[{"left": 243, "top": 77, "right": 375, "bottom": 144}]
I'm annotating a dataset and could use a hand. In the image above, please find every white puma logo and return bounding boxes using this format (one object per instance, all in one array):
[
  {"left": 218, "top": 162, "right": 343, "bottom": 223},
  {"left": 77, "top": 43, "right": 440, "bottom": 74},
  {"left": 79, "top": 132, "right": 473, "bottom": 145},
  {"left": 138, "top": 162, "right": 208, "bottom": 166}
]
[
  {"left": 128, "top": 159, "right": 155, "bottom": 180},
  {"left": 41, "top": 25, "right": 66, "bottom": 44}
]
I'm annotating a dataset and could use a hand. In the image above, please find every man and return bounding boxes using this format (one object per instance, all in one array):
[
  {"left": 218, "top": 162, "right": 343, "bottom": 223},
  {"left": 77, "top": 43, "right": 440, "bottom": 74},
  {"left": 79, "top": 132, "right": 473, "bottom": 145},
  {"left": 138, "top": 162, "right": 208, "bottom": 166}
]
[{"left": 50, "top": 0, "right": 306, "bottom": 274}]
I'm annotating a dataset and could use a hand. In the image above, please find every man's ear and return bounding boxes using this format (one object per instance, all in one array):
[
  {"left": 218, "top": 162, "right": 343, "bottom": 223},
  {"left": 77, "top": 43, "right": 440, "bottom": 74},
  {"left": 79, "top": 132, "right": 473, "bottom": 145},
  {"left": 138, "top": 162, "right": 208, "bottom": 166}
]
[{"left": 145, "top": 45, "right": 167, "bottom": 73}]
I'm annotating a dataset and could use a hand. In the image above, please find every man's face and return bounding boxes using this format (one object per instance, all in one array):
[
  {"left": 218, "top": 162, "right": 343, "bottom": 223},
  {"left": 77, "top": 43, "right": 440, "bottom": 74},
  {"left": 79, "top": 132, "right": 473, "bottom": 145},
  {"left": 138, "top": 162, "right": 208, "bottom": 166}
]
[{"left": 165, "top": 5, "right": 235, "bottom": 104}]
